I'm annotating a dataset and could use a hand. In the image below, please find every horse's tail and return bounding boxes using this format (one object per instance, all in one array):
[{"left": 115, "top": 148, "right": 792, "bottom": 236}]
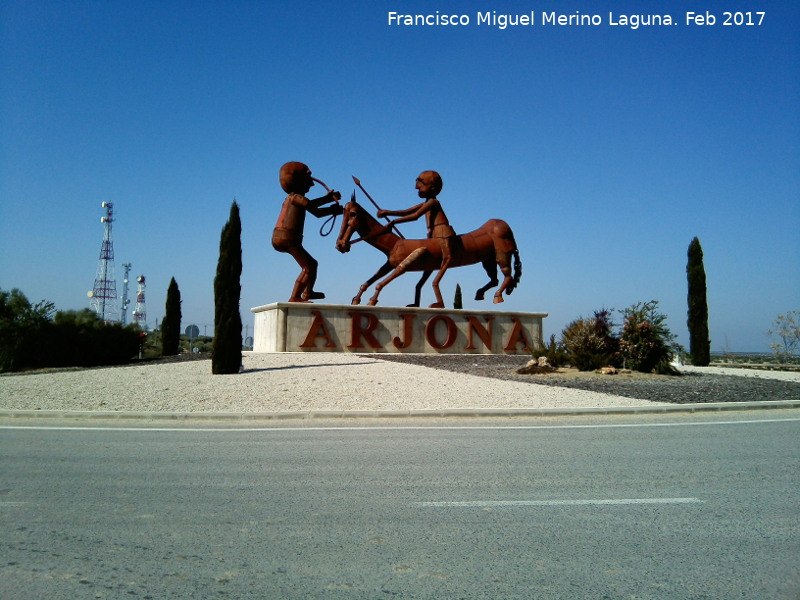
[{"left": 506, "top": 248, "right": 522, "bottom": 295}]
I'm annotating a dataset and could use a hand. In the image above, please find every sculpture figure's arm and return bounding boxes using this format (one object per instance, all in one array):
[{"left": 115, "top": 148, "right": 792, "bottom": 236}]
[
  {"left": 378, "top": 200, "right": 429, "bottom": 222},
  {"left": 306, "top": 191, "right": 343, "bottom": 218},
  {"left": 386, "top": 199, "right": 434, "bottom": 226}
]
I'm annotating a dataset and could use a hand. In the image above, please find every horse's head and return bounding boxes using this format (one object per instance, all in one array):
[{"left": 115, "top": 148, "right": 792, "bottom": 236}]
[
  {"left": 336, "top": 194, "right": 395, "bottom": 254},
  {"left": 335, "top": 195, "right": 361, "bottom": 253}
]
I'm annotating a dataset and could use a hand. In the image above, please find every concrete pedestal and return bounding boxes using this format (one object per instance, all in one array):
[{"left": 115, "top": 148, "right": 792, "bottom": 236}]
[{"left": 251, "top": 303, "right": 546, "bottom": 354}]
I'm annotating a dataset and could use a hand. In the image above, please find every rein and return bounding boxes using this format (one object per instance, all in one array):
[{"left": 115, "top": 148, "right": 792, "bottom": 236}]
[
  {"left": 313, "top": 176, "right": 339, "bottom": 237},
  {"left": 320, "top": 214, "right": 337, "bottom": 237}
]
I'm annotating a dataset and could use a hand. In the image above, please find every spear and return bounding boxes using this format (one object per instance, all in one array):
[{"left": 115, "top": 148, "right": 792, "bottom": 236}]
[{"left": 352, "top": 176, "right": 404, "bottom": 239}]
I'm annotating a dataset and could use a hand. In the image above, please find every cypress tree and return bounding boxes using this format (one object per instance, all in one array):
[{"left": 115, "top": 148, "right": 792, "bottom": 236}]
[
  {"left": 453, "top": 284, "right": 463, "bottom": 310},
  {"left": 161, "top": 277, "right": 181, "bottom": 356},
  {"left": 212, "top": 201, "right": 243, "bottom": 374},
  {"left": 686, "top": 237, "right": 710, "bottom": 366}
]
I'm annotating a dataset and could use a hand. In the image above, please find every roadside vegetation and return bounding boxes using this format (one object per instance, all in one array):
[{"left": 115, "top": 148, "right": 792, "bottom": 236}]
[
  {"left": 1, "top": 288, "right": 143, "bottom": 372},
  {"left": 534, "top": 303, "right": 799, "bottom": 374},
  {"left": 711, "top": 352, "right": 800, "bottom": 371},
  {"left": 533, "top": 300, "right": 684, "bottom": 375},
  {"left": 766, "top": 311, "right": 800, "bottom": 365}
]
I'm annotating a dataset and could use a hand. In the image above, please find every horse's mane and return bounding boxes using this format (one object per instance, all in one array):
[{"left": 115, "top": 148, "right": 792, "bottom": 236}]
[{"left": 351, "top": 200, "right": 399, "bottom": 242}]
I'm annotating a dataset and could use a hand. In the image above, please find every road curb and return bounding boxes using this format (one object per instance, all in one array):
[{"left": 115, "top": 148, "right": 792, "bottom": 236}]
[{"left": 1, "top": 400, "right": 798, "bottom": 422}]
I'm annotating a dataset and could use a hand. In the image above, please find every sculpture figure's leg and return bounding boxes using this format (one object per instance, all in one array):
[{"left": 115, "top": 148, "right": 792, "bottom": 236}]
[
  {"left": 428, "top": 239, "right": 452, "bottom": 308},
  {"left": 368, "top": 248, "right": 428, "bottom": 306},
  {"left": 286, "top": 245, "right": 320, "bottom": 302},
  {"left": 352, "top": 262, "right": 393, "bottom": 305},
  {"left": 475, "top": 258, "right": 499, "bottom": 301},
  {"left": 429, "top": 267, "right": 448, "bottom": 308},
  {"left": 408, "top": 271, "right": 432, "bottom": 307}
]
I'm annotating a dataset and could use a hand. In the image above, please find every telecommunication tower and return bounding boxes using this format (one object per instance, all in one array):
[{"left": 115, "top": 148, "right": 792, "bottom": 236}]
[
  {"left": 120, "top": 263, "right": 132, "bottom": 325},
  {"left": 132, "top": 275, "right": 148, "bottom": 329},
  {"left": 87, "top": 202, "right": 119, "bottom": 322}
]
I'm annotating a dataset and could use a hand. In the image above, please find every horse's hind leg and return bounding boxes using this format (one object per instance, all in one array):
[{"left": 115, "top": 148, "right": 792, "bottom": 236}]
[
  {"left": 408, "top": 271, "right": 432, "bottom": 307},
  {"left": 475, "top": 258, "right": 498, "bottom": 301},
  {"left": 493, "top": 255, "right": 513, "bottom": 304},
  {"left": 353, "top": 262, "right": 392, "bottom": 305},
  {"left": 368, "top": 248, "right": 428, "bottom": 306}
]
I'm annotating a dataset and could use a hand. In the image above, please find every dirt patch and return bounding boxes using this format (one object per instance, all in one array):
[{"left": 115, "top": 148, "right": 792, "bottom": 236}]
[{"left": 524, "top": 367, "right": 674, "bottom": 381}]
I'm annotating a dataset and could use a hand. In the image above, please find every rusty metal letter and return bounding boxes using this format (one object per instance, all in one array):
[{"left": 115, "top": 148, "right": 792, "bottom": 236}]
[
  {"left": 300, "top": 310, "right": 338, "bottom": 349},
  {"left": 348, "top": 311, "right": 382, "bottom": 349},
  {"left": 392, "top": 313, "right": 417, "bottom": 349},
  {"left": 425, "top": 314, "right": 458, "bottom": 350},
  {"left": 465, "top": 315, "right": 493, "bottom": 351},
  {"left": 503, "top": 317, "right": 532, "bottom": 353}
]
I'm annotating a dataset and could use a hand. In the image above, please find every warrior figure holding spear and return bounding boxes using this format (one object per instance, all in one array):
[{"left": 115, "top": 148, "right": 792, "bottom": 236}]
[
  {"left": 272, "top": 161, "right": 342, "bottom": 302},
  {"left": 377, "top": 170, "right": 455, "bottom": 308}
]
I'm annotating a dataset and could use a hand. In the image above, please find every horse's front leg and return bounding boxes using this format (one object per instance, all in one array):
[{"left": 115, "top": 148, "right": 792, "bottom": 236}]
[
  {"left": 368, "top": 248, "right": 428, "bottom": 306},
  {"left": 353, "top": 262, "right": 393, "bottom": 305}
]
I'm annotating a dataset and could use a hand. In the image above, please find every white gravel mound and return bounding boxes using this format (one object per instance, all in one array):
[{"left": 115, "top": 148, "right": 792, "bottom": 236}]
[{"left": 0, "top": 352, "right": 667, "bottom": 413}]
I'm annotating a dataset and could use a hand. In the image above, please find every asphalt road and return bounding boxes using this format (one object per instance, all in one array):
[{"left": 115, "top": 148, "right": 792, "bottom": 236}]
[{"left": 2, "top": 411, "right": 799, "bottom": 599}]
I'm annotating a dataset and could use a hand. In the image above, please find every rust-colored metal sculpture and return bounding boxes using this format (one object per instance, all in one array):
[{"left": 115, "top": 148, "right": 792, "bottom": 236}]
[
  {"left": 273, "top": 161, "right": 342, "bottom": 302},
  {"left": 353, "top": 175, "right": 432, "bottom": 307},
  {"left": 375, "top": 171, "right": 454, "bottom": 308},
  {"left": 336, "top": 171, "right": 522, "bottom": 307}
]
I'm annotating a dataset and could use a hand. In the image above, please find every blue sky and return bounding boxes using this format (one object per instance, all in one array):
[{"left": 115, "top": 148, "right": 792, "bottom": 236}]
[{"left": 1, "top": 1, "right": 798, "bottom": 351}]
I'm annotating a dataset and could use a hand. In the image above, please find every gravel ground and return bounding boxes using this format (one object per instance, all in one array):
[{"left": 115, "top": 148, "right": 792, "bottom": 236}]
[
  {"left": 374, "top": 354, "right": 800, "bottom": 404},
  {"left": 0, "top": 352, "right": 658, "bottom": 413},
  {"left": 1, "top": 352, "right": 797, "bottom": 414}
]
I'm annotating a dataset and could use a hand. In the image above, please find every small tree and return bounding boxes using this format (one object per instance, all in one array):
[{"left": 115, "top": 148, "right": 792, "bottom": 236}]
[
  {"left": 161, "top": 277, "right": 181, "bottom": 356},
  {"left": 686, "top": 237, "right": 710, "bottom": 366},
  {"left": 767, "top": 311, "right": 800, "bottom": 363},
  {"left": 0, "top": 288, "right": 55, "bottom": 372},
  {"left": 453, "top": 284, "right": 463, "bottom": 310},
  {"left": 212, "top": 201, "right": 243, "bottom": 374}
]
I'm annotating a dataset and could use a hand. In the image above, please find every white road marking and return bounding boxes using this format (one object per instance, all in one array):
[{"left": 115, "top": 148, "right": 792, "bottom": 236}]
[
  {"left": 415, "top": 498, "right": 704, "bottom": 507},
  {"left": 0, "top": 417, "right": 798, "bottom": 432}
]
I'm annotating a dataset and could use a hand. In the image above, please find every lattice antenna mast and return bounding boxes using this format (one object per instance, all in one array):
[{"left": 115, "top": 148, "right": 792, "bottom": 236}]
[
  {"left": 132, "top": 275, "right": 148, "bottom": 330},
  {"left": 120, "top": 263, "right": 132, "bottom": 325},
  {"left": 88, "top": 202, "right": 119, "bottom": 322}
]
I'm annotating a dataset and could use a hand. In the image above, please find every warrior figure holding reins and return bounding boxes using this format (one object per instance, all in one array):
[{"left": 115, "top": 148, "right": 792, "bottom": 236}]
[{"left": 272, "top": 161, "right": 342, "bottom": 302}]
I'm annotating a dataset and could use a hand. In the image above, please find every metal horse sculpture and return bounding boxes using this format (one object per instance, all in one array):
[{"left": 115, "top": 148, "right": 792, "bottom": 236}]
[{"left": 335, "top": 197, "right": 522, "bottom": 306}]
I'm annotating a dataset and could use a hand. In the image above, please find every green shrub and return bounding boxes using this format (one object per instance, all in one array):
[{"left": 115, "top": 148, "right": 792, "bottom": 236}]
[
  {"left": 560, "top": 309, "right": 620, "bottom": 371},
  {"left": 591, "top": 308, "right": 621, "bottom": 367},
  {"left": 619, "top": 300, "right": 680, "bottom": 373},
  {"left": 44, "top": 309, "right": 142, "bottom": 367},
  {"left": 140, "top": 329, "right": 162, "bottom": 359},
  {"left": 562, "top": 318, "right": 606, "bottom": 371},
  {"left": 531, "top": 334, "right": 568, "bottom": 368}
]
